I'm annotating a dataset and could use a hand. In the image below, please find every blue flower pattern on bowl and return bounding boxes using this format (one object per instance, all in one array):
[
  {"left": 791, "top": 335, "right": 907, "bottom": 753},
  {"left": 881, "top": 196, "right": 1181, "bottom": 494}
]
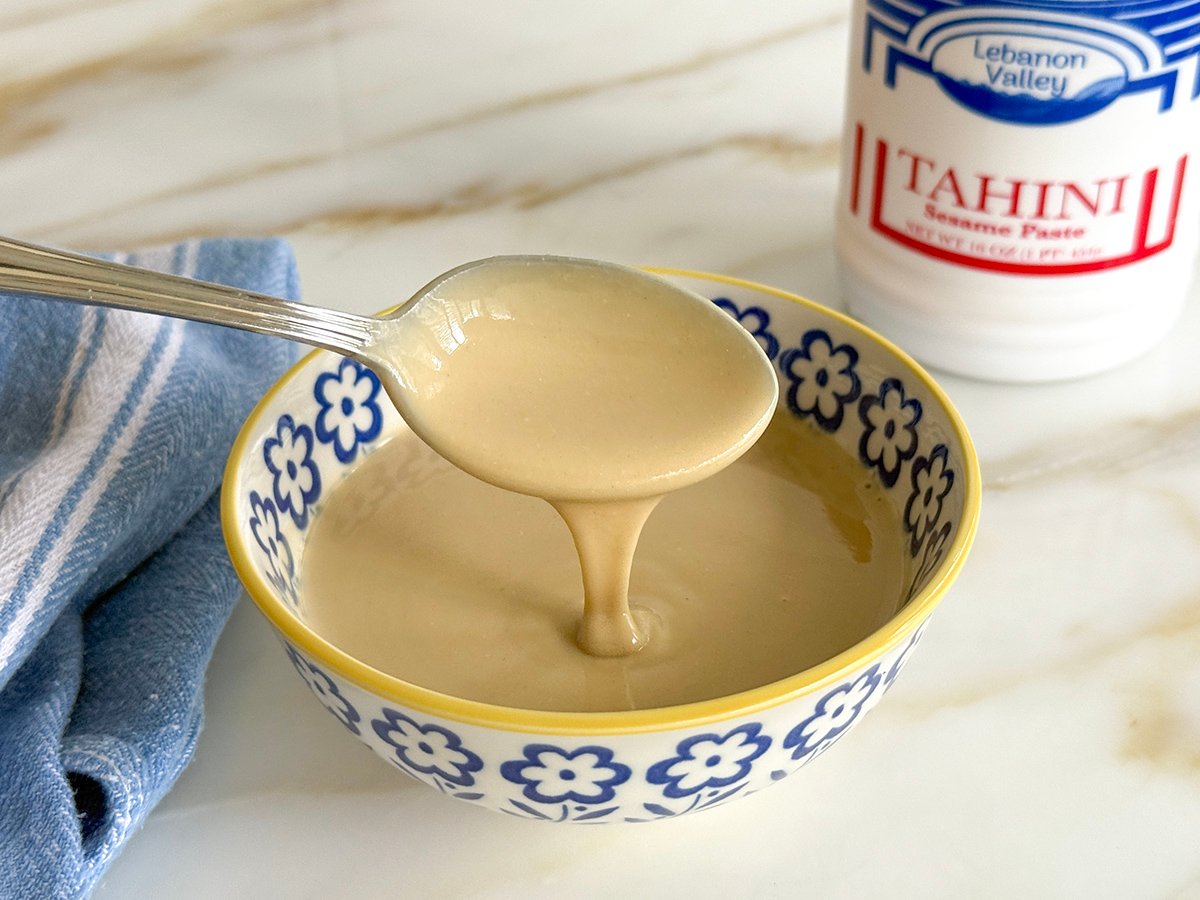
[
  {"left": 284, "top": 644, "right": 361, "bottom": 735},
  {"left": 783, "top": 665, "right": 882, "bottom": 761},
  {"left": 263, "top": 414, "right": 321, "bottom": 529},
  {"left": 314, "top": 358, "right": 384, "bottom": 464},
  {"left": 273, "top": 638, "right": 936, "bottom": 821},
  {"left": 647, "top": 722, "right": 770, "bottom": 799},
  {"left": 713, "top": 298, "right": 780, "bottom": 361},
  {"left": 372, "top": 708, "right": 484, "bottom": 790},
  {"left": 247, "top": 491, "right": 298, "bottom": 606},
  {"left": 499, "top": 744, "right": 631, "bottom": 821},
  {"left": 904, "top": 443, "right": 955, "bottom": 557},
  {"left": 909, "top": 520, "right": 953, "bottom": 600},
  {"left": 244, "top": 357, "right": 390, "bottom": 611},
  {"left": 780, "top": 329, "right": 861, "bottom": 431},
  {"left": 241, "top": 296, "right": 966, "bottom": 822},
  {"left": 858, "top": 377, "right": 921, "bottom": 488},
  {"left": 501, "top": 744, "right": 631, "bottom": 805}
]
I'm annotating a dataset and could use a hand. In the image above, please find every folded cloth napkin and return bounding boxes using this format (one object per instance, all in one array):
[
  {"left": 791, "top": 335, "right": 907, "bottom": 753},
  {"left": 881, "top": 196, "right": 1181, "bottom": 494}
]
[{"left": 0, "top": 238, "right": 301, "bottom": 899}]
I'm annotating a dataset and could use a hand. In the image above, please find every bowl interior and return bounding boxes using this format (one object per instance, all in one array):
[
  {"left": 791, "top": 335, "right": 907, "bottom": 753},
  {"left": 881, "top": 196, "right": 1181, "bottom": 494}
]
[{"left": 223, "top": 270, "right": 979, "bottom": 728}]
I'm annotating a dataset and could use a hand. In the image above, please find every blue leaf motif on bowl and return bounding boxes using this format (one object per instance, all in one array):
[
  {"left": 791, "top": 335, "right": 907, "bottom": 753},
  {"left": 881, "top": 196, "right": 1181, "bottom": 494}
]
[
  {"left": 624, "top": 782, "right": 752, "bottom": 822},
  {"left": 904, "top": 443, "right": 955, "bottom": 556},
  {"left": 503, "top": 799, "right": 622, "bottom": 823},
  {"left": 247, "top": 490, "right": 298, "bottom": 606},
  {"left": 646, "top": 723, "right": 770, "bottom": 800},
  {"left": 712, "top": 298, "right": 780, "bottom": 361},
  {"left": 314, "top": 358, "right": 384, "bottom": 464},
  {"left": 263, "top": 413, "right": 321, "bottom": 529},
  {"left": 371, "top": 709, "right": 484, "bottom": 787},
  {"left": 783, "top": 665, "right": 882, "bottom": 760},
  {"left": 500, "top": 744, "right": 631, "bottom": 806},
  {"left": 284, "top": 645, "right": 361, "bottom": 735},
  {"left": 858, "top": 377, "right": 922, "bottom": 488},
  {"left": 779, "top": 330, "right": 861, "bottom": 432}
]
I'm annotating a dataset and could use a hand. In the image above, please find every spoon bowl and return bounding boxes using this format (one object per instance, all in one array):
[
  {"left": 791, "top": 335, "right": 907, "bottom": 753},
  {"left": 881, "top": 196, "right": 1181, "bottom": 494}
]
[
  {"left": 0, "top": 239, "right": 777, "bottom": 502},
  {"left": 374, "top": 255, "right": 779, "bottom": 501}
]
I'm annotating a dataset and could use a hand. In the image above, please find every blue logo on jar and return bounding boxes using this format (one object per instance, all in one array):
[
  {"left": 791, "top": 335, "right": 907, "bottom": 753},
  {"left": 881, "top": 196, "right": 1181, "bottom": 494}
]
[
  {"left": 930, "top": 32, "right": 1127, "bottom": 124},
  {"left": 862, "top": 2, "right": 1200, "bottom": 125}
]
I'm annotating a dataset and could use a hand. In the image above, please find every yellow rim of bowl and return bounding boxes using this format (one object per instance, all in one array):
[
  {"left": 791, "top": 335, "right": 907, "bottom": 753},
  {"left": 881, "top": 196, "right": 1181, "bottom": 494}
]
[{"left": 222, "top": 269, "right": 982, "bottom": 737}]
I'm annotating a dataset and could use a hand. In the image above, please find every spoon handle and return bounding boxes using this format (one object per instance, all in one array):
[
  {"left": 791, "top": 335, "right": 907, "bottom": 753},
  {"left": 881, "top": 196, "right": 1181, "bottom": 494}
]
[{"left": 0, "top": 235, "right": 378, "bottom": 357}]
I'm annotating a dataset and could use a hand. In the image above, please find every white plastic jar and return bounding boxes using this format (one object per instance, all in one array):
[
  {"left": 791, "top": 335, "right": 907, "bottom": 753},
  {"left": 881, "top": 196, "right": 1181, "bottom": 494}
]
[{"left": 836, "top": 1, "right": 1200, "bottom": 382}]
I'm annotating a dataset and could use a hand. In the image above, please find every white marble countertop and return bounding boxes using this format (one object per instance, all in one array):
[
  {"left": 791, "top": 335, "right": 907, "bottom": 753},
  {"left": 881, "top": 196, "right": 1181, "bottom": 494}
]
[{"left": 6, "top": 1, "right": 1199, "bottom": 897}]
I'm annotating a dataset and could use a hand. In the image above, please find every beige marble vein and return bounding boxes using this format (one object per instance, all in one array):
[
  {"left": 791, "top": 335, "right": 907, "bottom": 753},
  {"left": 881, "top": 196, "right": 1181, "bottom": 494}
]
[
  {"left": 0, "top": 0, "right": 337, "bottom": 122},
  {"left": 518, "top": 134, "right": 839, "bottom": 208},
  {"left": 25, "top": 14, "right": 843, "bottom": 243},
  {"left": 892, "top": 594, "right": 1200, "bottom": 724},
  {"left": 0, "top": 0, "right": 132, "bottom": 31},
  {"left": 272, "top": 133, "right": 837, "bottom": 233},
  {"left": 1121, "top": 679, "right": 1200, "bottom": 775},
  {"left": 984, "top": 407, "right": 1200, "bottom": 490}
]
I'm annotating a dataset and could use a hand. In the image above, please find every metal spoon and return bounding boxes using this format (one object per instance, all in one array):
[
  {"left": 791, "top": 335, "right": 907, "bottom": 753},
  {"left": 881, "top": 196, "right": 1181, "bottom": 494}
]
[
  {"left": 0, "top": 236, "right": 782, "bottom": 659},
  {"left": 0, "top": 236, "right": 778, "bottom": 503},
  {"left": 0, "top": 235, "right": 384, "bottom": 361}
]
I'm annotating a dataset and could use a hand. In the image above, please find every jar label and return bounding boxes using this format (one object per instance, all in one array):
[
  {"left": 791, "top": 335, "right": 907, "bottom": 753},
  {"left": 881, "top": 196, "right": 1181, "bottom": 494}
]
[{"left": 847, "top": 1, "right": 1199, "bottom": 275}]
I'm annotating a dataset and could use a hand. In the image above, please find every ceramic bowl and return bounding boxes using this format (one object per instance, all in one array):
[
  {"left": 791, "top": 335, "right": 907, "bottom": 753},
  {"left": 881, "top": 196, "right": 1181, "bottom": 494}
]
[{"left": 221, "top": 270, "right": 980, "bottom": 823}]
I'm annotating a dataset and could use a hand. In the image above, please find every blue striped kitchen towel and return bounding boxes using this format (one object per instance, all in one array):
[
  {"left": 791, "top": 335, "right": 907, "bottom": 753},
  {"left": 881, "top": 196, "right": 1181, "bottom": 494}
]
[{"left": 0, "top": 238, "right": 301, "bottom": 899}]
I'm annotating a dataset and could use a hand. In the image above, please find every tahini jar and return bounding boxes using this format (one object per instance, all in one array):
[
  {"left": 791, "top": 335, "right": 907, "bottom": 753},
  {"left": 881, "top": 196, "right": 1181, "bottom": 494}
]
[{"left": 836, "top": 1, "right": 1200, "bottom": 381}]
